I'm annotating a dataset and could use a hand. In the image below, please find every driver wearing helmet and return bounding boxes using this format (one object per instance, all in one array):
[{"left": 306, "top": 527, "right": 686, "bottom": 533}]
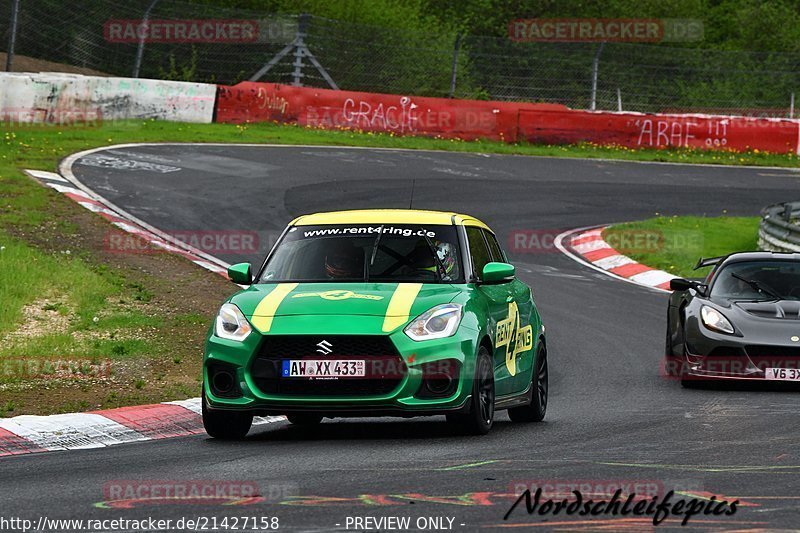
[
  {"left": 435, "top": 240, "right": 457, "bottom": 279},
  {"left": 716, "top": 270, "right": 761, "bottom": 298},
  {"left": 324, "top": 242, "right": 363, "bottom": 279},
  {"left": 404, "top": 240, "right": 458, "bottom": 280}
]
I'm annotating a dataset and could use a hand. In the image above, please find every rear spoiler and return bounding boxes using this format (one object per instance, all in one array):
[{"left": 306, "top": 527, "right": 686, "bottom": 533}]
[{"left": 693, "top": 256, "right": 724, "bottom": 270}]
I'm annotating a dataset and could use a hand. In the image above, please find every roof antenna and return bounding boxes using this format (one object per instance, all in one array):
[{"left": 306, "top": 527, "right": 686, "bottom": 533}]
[{"left": 408, "top": 179, "right": 416, "bottom": 209}]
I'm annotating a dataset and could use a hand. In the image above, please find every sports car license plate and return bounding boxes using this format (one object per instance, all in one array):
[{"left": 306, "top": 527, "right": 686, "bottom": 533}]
[
  {"left": 282, "top": 360, "right": 365, "bottom": 378},
  {"left": 764, "top": 367, "right": 800, "bottom": 381}
]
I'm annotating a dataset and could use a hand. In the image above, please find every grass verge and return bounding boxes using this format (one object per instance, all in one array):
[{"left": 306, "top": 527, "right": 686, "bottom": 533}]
[
  {"left": 4, "top": 120, "right": 800, "bottom": 169},
  {"left": 603, "top": 216, "right": 760, "bottom": 279},
  {"left": 0, "top": 119, "right": 791, "bottom": 415}
]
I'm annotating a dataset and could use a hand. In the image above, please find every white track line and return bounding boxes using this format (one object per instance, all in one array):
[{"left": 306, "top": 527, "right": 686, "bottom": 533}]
[{"left": 59, "top": 145, "right": 230, "bottom": 271}]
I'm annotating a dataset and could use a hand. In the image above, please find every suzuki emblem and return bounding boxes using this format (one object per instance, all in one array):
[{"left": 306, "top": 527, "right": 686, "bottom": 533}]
[{"left": 316, "top": 340, "right": 333, "bottom": 355}]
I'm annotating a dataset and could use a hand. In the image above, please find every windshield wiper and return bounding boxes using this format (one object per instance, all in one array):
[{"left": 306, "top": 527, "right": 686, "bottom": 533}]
[
  {"left": 367, "top": 225, "right": 384, "bottom": 282},
  {"left": 731, "top": 272, "right": 781, "bottom": 300},
  {"left": 422, "top": 230, "right": 448, "bottom": 282}
]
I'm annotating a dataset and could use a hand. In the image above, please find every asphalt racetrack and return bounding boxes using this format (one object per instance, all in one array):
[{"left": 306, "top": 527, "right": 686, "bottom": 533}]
[{"left": 6, "top": 145, "right": 800, "bottom": 531}]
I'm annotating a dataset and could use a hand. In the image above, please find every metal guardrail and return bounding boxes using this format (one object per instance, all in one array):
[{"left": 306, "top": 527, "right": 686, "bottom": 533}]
[{"left": 759, "top": 202, "right": 800, "bottom": 252}]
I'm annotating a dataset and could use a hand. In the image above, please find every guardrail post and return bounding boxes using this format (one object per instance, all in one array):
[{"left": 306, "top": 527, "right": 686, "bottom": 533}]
[
  {"left": 616, "top": 87, "right": 622, "bottom": 112},
  {"left": 291, "top": 13, "right": 309, "bottom": 86},
  {"left": 590, "top": 42, "right": 605, "bottom": 111},
  {"left": 133, "top": 0, "right": 161, "bottom": 79},
  {"left": 448, "top": 34, "right": 462, "bottom": 98},
  {"left": 5, "top": 0, "right": 20, "bottom": 72}
]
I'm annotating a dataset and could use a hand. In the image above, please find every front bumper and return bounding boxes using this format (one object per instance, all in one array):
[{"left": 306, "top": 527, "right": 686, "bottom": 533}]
[
  {"left": 681, "top": 316, "right": 800, "bottom": 381},
  {"left": 203, "top": 326, "right": 479, "bottom": 415}
]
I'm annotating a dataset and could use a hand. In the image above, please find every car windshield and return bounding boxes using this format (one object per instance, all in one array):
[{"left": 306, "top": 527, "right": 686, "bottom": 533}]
[
  {"left": 710, "top": 260, "right": 800, "bottom": 300},
  {"left": 259, "top": 224, "right": 463, "bottom": 283}
]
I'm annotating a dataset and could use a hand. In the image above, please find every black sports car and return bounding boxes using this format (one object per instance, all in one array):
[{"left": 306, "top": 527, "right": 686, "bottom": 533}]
[{"left": 666, "top": 252, "right": 800, "bottom": 385}]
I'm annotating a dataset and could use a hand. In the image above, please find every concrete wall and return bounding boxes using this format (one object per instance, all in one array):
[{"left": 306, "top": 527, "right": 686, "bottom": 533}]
[{"left": 0, "top": 73, "right": 216, "bottom": 124}]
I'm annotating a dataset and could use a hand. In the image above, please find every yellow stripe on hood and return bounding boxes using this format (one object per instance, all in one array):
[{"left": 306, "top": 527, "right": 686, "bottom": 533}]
[
  {"left": 251, "top": 283, "right": 298, "bottom": 333},
  {"left": 382, "top": 283, "right": 423, "bottom": 332}
]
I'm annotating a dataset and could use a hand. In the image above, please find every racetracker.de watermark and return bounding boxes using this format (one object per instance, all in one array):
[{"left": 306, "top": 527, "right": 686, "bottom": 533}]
[
  {"left": 508, "top": 228, "right": 703, "bottom": 255},
  {"left": 510, "top": 479, "right": 667, "bottom": 499},
  {"left": 1, "top": 108, "right": 103, "bottom": 127},
  {"left": 102, "top": 480, "right": 298, "bottom": 507},
  {"left": 509, "top": 18, "right": 704, "bottom": 43},
  {"left": 304, "top": 96, "right": 498, "bottom": 134},
  {"left": 662, "top": 356, "right": 800, "bottom": 380},
  {"left": 1, "top": 358, "right": 112, "bottom": 380},
  {"left": 103, "top": 18, "right": 295, "bottom": 43},
  {"left": 508, "top": 229, "right": 563, "bottom": 255},
  {"left": 104, "top": 230, "right": 260, "bottom": 255},
  {"left": 602, "top": 228, "right": 703, "bottom": 256}
]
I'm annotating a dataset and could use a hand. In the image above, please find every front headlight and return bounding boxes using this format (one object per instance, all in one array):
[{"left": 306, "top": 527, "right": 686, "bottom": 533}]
[
  {"left": 215, "top": 303, "right": 252, "bottom": 341},
  {"left": 404, "top": 303, "right": 463, "bottom": 341},
  {"left": 700, "top": 305, "right": 734, "bottom": 335}
]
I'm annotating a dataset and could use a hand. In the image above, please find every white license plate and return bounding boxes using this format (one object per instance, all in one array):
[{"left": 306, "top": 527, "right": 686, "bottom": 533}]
[
  {"left": 282, "top": 359, "right": 365, "bottom": 378},
  {"left": 764, "top": 367, "right": 800, "bottom": 381}
]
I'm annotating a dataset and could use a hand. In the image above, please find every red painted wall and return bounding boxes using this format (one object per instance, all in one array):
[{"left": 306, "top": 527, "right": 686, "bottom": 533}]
[
  {"left": 215, "top": 82, "right": 800, "bottom": 154},
  {"left": 216, "top": 82, "right": 566, "bottom": 142},
  {"left": 518, "top": 109, "right": 799, "bottom": 154}
]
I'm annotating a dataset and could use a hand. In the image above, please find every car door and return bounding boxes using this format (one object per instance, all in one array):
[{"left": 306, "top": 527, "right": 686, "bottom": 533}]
[
  {"left": 483, "top": 229, "right": 538, "bottom": 394},
  {"left": 466, "top": 226, "right": 515, "bottom": 396}
]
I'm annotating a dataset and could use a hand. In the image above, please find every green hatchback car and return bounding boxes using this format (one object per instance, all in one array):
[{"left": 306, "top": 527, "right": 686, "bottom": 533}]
[{"left": 202, "top": 209, "right": 548, "bottom": 437}]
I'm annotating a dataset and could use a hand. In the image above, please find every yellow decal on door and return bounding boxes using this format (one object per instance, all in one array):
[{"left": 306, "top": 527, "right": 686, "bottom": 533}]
[{"left": 495, "top": 301, "right": 533, "bottom": 376}]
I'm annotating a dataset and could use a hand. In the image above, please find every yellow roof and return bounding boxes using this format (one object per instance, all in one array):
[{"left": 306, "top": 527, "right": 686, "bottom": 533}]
[{"left": 291, "top": 209, "right": 491, "bottom": 231}]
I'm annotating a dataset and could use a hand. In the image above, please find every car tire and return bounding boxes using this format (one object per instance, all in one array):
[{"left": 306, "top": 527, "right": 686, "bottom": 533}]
[
  {"left": 202, "top": 389, "right": 253, "bottom": 440},
  {"left": 446, "top": 346, "right": 494, "bottom": 435},
  {"left": 287, "top": 413, "right": 323, "bottom": 425},
  {"left": 664, "top": 325, "right": 680, "bottom": 377},
  {"left": 508, "top": 344, "right": 547, "bottom": 423},
  {"left": 664, "top": 324, "right": 672, "bottom": 357}
]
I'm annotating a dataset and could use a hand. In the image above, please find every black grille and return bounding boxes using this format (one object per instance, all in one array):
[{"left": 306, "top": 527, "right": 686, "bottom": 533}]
[
  {"left": 706, "top": 347, "right": 747, "bottom": 359},
  {"left": 250, "top": 335, "right": 407, "bottom": 397},
  {"left": 700, "top": 347, "right": 748, "bottom": 374},
  {"left": 746, "top": 345, "right": 800, "bottom": 370}
]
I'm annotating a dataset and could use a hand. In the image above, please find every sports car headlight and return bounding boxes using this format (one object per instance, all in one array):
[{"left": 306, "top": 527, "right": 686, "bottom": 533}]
[
  {"left": 700, "top": 305, "right": 734, "bottom": 335},
  {"left": 404, "top": 304, "right": 463, "bottom": 341},
  {"left": 215, "top": 303, "right": 252, "bottom": 341}
]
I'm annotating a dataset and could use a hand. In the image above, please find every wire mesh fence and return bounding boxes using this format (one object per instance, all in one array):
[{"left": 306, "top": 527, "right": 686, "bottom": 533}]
[{"left": 3, "top": 0, "right": 800, "bottom": 116}]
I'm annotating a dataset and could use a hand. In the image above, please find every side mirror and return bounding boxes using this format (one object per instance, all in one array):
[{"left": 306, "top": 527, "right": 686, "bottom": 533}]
[
  {"left": 669, "top": 278, "right": 693, "bottom": 292},
  {"left": 482, "top": 262, "right": 515, "bottom": 284},
  {"left": 669, "top": 278, "right": 707, "bottom": 295},
  {"left": 227, "top": 262, "right": 252, "bottom": 285}
]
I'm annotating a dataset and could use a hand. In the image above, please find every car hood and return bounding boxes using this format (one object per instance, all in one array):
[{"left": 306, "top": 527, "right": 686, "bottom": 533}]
[
  {"left": 229, "top": 282, "right": 463, "bottom": 334},
  {"left": 732, "top": 299, "right": 800, "bottom": 320}
]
